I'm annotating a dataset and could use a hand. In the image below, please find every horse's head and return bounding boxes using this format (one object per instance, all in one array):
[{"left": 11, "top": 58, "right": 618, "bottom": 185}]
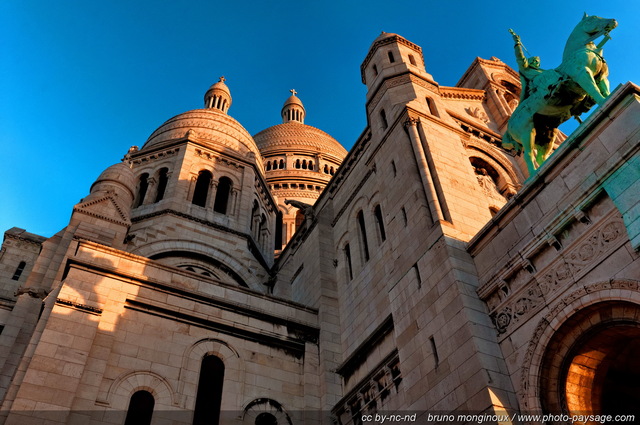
[{"left": 578, "top": 13, "right": 617, "bottom": 39}]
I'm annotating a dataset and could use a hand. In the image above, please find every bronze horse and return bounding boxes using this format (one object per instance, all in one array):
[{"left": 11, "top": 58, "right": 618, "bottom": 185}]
[{"left": 503, "top": 14, "right": 617, "bottom": 174}]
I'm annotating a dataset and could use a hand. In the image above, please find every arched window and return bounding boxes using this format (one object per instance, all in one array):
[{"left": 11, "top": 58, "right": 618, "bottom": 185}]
[
  {"left": 357, "top": 210, "right": 370, "bottom": 262},
  {"left": 213, "top": 177, "right": 232, "bottom": 214},
  {"left": 302, "top": 160, "right": 307, "bottom": 170},
  {"left": 344, "top": 243, "right": 353, "bottom": 281},
  {"left": 380, "top": 109, "right": 388, "bottom": 129},
  {"left": 330, "top": 167, "right": 335, "bottom": 175},
  {"left": 124, "top": 390, "right": 155, "bottom": 425},
  {"left": 426, "top": 97, "right": 439, "bottom": 117},
  {"left": 388, "top": 51, "right": 395, "bottom": 63},
  {"left": 324, "top": 164, "right": 329, "bottom": 174},
  {"left": 308, "top": 161, "right": 314, "bottom": 171},
  {"left": 279, "top": 159, "right": 285, "bottom": 169},
  {"left": 193, "top": 355, "right": 225, "bottom": 425},
  {"left": 155, "top": 168, "right": 169, "bottom": 203},
  {"left": 295, "top": 159, "right": 301, "bottom": 169},
  {"left": 12, "top": 261, "right": 26, "bottom": 281},
  {"left": 192, "top": 170, "right": 212, "bottom": 207},
  {"left": 266, "top": 161, "right": 272, "bottom": 171},
  {"left": 134, "top": 173, "right": 149, "bottom": 208},
  {"left": 374, "top": 205, "right": 386, "bottom": 242},
  {"left": 250, "top": 200, "right": 259, "bottom": 231}
]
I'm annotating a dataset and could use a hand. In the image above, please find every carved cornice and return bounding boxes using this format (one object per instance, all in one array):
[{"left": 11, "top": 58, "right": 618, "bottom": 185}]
[
  {"left": 194, "top": 149, "right": 244, "bottom": 169},
  {"left": 56, "top": 298, "right": 103, "bottom": 315},
  {"left": 440, "top": 87, "right": 485, "bottom": 101},
  {"left": 129, "top": 147, "right": 179, "bottom": 165}
]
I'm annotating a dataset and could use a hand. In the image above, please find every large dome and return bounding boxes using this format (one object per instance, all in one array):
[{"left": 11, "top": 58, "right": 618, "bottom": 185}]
[
  {"left": 254, "top": 122, "right": 347, "bottom": 161},
  {"left": 141, "top": 109, "right": 261, "bottom": 161}
]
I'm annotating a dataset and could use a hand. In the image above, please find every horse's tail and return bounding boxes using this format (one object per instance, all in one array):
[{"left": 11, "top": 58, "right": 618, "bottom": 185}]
[{"left": 501, "top": 131, "right": 522, "bottom": 154}]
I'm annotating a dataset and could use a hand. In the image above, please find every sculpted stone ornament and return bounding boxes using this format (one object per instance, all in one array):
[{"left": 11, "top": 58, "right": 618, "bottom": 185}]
[
  {"left": 285, "top": 199, "right": 315, "bottom": 226},
  {"left": 503, "top": 14, "right": 617, "bottom": 174}
]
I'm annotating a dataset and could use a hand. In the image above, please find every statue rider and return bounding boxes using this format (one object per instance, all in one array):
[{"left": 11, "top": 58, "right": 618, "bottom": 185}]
[{"left": 510, "top": 30, "right": 543, "bottom": 102}]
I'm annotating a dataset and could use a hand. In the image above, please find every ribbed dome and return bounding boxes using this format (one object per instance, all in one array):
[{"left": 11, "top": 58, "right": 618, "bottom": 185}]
[
  {"left": 254, "top": 122, "right": 347, "bottom": 161},
  {"left": 142, "top": 109, "right": 262, "bottom": 161},
  {"left": 90, "top": 162, "right": 136, "bottom": 196},
  {"left": 283, "top": 95, "right": 304, "bottom": 108},
  {"left": 204, "top": 77, "right": 232, "bottom": 113}
]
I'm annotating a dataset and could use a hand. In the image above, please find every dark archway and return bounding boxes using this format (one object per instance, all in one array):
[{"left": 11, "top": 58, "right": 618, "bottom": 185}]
[{"left": 540, "top": 302, "right": 640, "bottom": 419}]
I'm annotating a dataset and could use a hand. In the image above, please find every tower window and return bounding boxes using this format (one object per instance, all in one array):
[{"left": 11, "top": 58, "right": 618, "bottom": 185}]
[
  {"left": 193, "top": 355, "right": 224, "bottom": 425},
  {"left": 192, "top": 170, "right": 212, "bottom": 207},
  {"left": 12, "top": 261, "right": 26, "bottom": 281},
  {"left": 134, "top": 173, "right": 149, "bottom": 208},
  {"left": 408, "top": 54, "right": 417, "bottom": 66},
  {"left": 213, "top": 177, "right": 232, "bottom": 214},
  {"left": 372, "top": 64, "right": 378, "bottom": 76},
  {"left": 413, "top": 263, "right": 422, "bottom": 288},
  {"left": 266, "top": 161, "right": 272, "bottom": 171},
  {"left": 357, "top": 210, "right": 370, "bottom": 262},
  {"left": 124, "top": 390, "right": 155, "bottom": 425},
  {"left": 279, "top": 159, "right": 285, "bottom": 169},
  {"left": 380, "top": 109, "right": 388, "bottom": 129},
  {"left": 374, "top": 205, "right": 386, "bottom": 242},
  {"left": 344, "top": 243, "right": 353, "bottom": 281},
  {"left": 388, "top": 51, "right": 395, "bottom": 63},
  {"left": 324, "top": 164, "right": 329, "bottom": 174},
  {"left": 426, "top": 97, "right": 439, "bottom": 117},
  {"left": 154, "top": 168, "right": 169, "bottom": 203}
]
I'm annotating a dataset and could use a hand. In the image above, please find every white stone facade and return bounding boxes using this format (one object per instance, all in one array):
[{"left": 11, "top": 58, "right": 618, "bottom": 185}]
[{"left": 0, "top": 32, "right": 638, "bottom": 424}]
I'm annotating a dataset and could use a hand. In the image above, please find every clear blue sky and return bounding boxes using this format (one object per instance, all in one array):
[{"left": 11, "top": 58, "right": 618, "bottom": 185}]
[{"left": 1, "top": 1, "right": 638, "bottom": 237}]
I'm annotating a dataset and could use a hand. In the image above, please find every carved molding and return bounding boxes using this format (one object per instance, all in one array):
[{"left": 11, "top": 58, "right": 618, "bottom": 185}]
[
  {"left": 129, "top": 147, "right": 179, "bottom": 165},
  {"left": 486, "top": 214, "right": 626, "bottom": 337},
  {"left": 55, "top": 298, "right": 103, "bottom": 315}
]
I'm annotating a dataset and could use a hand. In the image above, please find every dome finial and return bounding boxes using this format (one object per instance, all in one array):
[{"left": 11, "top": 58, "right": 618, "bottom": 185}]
[
  {"left": 282, "top": 90, "right": 305, "bottom": 124},
  {"left": 204, "top": 76, "right": 232, "bottom": 113}
]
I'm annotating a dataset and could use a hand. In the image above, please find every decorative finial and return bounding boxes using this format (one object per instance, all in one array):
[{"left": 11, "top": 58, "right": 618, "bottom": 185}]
[
  {"left": 290, "top": 89, "right": 297, "bottom": 96},
  {"left": 219, "top": 76, "right": 226, "bottom": 83}
]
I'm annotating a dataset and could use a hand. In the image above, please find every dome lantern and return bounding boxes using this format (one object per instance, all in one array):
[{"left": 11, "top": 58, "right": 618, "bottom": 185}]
[
  {"left": 204, "top": 76, "right": 232, "bottom": 113},
  {"left": 281, "top": 89, "right": 306, "bottom": 124}
]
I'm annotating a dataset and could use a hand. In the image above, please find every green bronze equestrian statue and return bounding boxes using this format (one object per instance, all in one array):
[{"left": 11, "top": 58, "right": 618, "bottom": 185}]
[{"left": 503, "top": 14, "right": 617, "bottom": 175}]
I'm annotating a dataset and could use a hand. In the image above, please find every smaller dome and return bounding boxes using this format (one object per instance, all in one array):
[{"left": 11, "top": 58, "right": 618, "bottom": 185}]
[
  {"left": 91, "top": 162, "right": 136, "bottom": 196},
  {"left": 281, "top": 89, "right": 306, "bottom": 124},
  {"left": 204, "top": 76, "right": 232, "bottom": 113}
]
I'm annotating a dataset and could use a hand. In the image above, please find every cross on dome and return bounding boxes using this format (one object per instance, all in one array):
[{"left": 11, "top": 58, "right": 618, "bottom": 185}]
[{"left": 290, "top": 89, "right": 297, "bottom": 96}]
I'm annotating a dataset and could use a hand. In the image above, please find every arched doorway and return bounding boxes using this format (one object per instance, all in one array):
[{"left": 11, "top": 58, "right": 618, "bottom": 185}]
[{"left": 540, "top": 302, "right": 640, "bottom": 419}]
